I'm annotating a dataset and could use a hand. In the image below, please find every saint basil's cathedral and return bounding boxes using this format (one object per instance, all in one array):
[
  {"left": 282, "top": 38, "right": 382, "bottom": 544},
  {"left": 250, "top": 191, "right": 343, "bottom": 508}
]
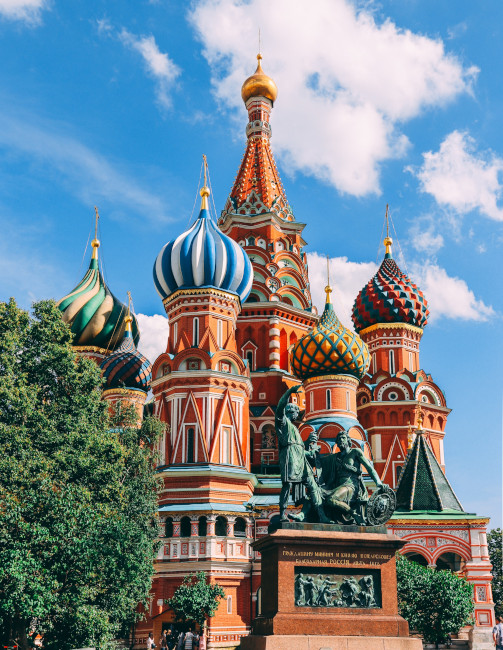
[{"left": 57, "top": 55, "right": 495, "bottom": 647}]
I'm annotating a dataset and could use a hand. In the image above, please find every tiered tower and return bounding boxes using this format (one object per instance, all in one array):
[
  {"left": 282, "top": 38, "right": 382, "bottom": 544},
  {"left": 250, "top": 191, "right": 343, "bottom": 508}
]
[
  {"left": 352, "top": 223, "right": 449, "bottom": 487},
  {"left": 218, "top": 55, "right": 317, "bottom": 472},
  {"left": 290, "top": 281, "right": 371, "bottom": 456},
  {"left": 148, "top": 164, "right": 257, "bottom": 642}
]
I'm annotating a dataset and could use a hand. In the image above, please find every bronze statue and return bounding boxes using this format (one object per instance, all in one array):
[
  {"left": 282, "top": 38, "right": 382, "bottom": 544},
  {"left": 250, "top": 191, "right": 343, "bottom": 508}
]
[
  {"left": 275, "top": 388, "right": 396, "bottom": 526},
  {"left": 275, "top": 386, "right": 329, "bottom": 523}
]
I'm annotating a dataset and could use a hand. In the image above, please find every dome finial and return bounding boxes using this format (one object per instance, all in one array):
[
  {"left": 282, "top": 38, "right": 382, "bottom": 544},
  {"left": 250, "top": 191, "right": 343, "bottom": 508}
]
[
  {"left": 383, "top": 203, "right": 393, "bottom": 258},
  {"left": 241, "top": 52, "right": 278, "bottom": 104},
  {"left": 325, "top": 254, "right": 332, "bottom": 304},
  {"left": 125, "top": 291, "right": 133, "bottom": 333},
  {"left": 92, "top": 206, "right": 100, "bottom": 259},
  {"left": 200, "top": 154, "right": 210, "bottom": 211}
]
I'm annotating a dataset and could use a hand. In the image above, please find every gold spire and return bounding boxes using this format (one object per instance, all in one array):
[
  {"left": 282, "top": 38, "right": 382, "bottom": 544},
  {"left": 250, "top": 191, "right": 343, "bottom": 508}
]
[
  {"left": 125, "top": 291, "right": 133, "bottom": 332},
  {"left": 416, "top": 404, "right": 424, "bottom": 431},
  {"left": 407, "top": 424, "right": 414, "bottom": 450},
  {"left": 200, "top": 154, "right": 210, "bottom": 210},
  {"left": 241, "top": 53, "right": 278, "bottom": 104},
  {"left": 92, "top": 206, "right": 100, "bottom": 259},
  {"left": 325, "top": 254, "right": 332, "bottom": 304},
  {"left": 383, "top": 204, "right": 393, "bottom": 257}
]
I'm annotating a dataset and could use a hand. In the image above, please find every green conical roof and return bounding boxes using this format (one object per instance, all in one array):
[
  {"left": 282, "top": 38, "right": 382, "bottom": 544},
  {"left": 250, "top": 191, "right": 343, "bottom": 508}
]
[{"left": 395, "top": 431, "right": 464, "bottom": 513}]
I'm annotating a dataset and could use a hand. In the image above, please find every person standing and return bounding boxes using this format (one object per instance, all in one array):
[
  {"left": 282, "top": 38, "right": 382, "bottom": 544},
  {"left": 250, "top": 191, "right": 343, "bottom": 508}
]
[
  {"left": 493, "top": 615, "right": 503, "bottom": 649},
  {"left": 184, "top": 628, "right": 194, "bottom": 650},
  {"left": 146, "top": 632, "right": 156, "bottom": 649}
]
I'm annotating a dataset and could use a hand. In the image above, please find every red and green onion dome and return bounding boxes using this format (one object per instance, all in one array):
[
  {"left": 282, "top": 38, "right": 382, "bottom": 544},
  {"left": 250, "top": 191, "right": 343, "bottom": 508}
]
[
  {"left": 100, "top": 315, "right": 152, "bottom": 393},
  {"left": 352, "top": 237, "right": 429, "bottom": 333},
  {"left": 290, "top": 286, "right": 370, "bottom": 381},
  {"left": 57, "top": 238, "right": 139, "bottom": 351}
]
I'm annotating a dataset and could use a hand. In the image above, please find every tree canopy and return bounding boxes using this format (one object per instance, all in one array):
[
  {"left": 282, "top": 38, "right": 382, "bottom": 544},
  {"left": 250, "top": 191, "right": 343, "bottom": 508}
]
[
  {"left": 396, "top": 553, "right": 473, "bottom": 645},
  {"left": 166, "top": 572, "right": 225, "bottom": 629},
  {"left": 0, "top": 299, "right": 163, "bottom": 650},
  {"left": 488, "top": 528, "right": 502, "bottom": 618}
]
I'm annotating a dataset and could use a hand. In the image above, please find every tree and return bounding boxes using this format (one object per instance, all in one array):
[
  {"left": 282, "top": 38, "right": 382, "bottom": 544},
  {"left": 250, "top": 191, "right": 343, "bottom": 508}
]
[
  {"left": 166, "top": 572, "right": 225, "bottom": 629},
  {"left": 0, "top": 299, "right": 163, "bottom": 650},
  {"left": 396, "top": 554, "right": 474, "bottom": 646},
  {"left": 488, "top": 528, "right": 502, "bottom": 617}
]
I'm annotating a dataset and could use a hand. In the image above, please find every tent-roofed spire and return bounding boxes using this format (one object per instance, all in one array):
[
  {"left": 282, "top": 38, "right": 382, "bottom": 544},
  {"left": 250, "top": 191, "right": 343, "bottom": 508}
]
[{"left": 395, "top": 426, "right": 464, "bottom": 513}]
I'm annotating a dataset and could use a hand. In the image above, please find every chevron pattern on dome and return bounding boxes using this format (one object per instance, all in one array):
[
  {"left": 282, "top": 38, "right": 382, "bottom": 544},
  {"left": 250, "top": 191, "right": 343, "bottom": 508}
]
[
  {"left": 58, "top": 257, "right": 139, "bottom": 351},
  {"left": 100, "top": 327, "right": 152, "bottom": 393},
  {"left": 291, "top": 297, "right": 370, "bottom": 381},
  {"left": 352, "top": 256, "right": 429, "bottom": 332}
]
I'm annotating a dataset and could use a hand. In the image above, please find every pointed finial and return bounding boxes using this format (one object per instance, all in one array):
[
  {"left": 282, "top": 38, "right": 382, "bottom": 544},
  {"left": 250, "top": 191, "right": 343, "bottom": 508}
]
[
  {"left": 324, "top": 254, "right": 332, "bottom": 304},
  {"left": 92, "top": 206, "right": 100, "bottom": 259},
  {"left": 200, "top": 154, "right": 210, "bottom": 210},
  {"left": 125, "top": 291, "right": 133, "bottom": 332},
  {"left": 383, "top": 204, "right": 393, "bottom": 257},
  {"left": 416, "top": 404, "right": 424, "bottom": 431},
  {"left": 258, "top": 28, "right": 261, "bottom": 56}
]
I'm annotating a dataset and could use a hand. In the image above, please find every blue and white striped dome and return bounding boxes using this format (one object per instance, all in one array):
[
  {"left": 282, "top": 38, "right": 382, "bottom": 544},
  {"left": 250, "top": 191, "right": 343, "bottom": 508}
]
[{"left": 153, "top": 187, "right": 253, "bottom": 304}]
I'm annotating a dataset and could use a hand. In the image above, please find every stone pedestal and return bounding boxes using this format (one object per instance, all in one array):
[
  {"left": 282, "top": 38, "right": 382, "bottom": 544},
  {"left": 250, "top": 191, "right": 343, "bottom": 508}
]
[{"left": 241, "top": 524, "right": 421, "bottom": 649}]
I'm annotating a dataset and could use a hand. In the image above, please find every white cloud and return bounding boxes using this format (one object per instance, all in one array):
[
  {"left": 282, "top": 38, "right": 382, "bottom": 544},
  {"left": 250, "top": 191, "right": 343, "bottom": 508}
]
[
  {"left": 411, "top": 263, "right": 494, "bottom": 322},
  {"left": 409, "top": 218, "right": 444, "bottom": 254},
  {"left": 119, "top": 30, "right": 180, "bottom": 109},
  {"left": 0, "top": 109, "right": 167, "bottom": 220},
  {"left": 136, "top": 313, "right": 170, "bottom": 363},
  {"left": 0, "top": 0, "right": 48, "bottom": 22},
  {"left": 414, "top": 130, "right": 503, "bottom": 221},
  {"left": 189, "top": 0, "right": 477, "bottom": 196},
  {"left": 308, "top": 251, "right": 494, "bottom": 326}
]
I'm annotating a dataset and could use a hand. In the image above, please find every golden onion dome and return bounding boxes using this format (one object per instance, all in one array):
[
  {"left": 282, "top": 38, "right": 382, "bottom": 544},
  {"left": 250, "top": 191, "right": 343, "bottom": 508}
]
[
  {"left": 290, "top": 286, "right": 370, "bottom": 381},
  {"left": 241, "top": 54, "right": 278, "bottom": 104}
]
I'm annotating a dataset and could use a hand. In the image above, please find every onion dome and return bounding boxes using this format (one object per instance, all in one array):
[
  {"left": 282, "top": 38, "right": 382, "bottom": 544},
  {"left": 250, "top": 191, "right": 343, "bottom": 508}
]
[
  {"left": 352, "top": 236, "right": 429, "bottom": 333},
  {"left": 241, "top": 53, "right": 278, "bottom": 104},
  {"left": 153, "top": 160, "right": 253, "bottom": 304},
  {"left": 290, "top": 285, "right": 370, "bottom": 381},
  {"left": 57, "top": 234, "right": 139, "bottom": 351},
  {"left": 100, "top": 307, "right": 152, "bottom": 393}
]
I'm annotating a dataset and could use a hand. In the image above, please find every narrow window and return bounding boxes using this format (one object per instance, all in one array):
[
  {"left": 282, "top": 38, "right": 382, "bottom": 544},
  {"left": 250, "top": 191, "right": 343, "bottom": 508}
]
[
  {"left": 193, "top": 317, "right": 199, "bottom": 346},
  {"left": 346, "top": 391, "right": 350, "bottom": 411},
  {"left": 310, "top": 391, "right": 314, "bottom": 412},
  {"left": 227, "top": 595, "right": 232, "bottom": 614},
  {"left": 389, "top": 349, "right": 395, "bottom": 375},
  {"left": 165, "top": 517, "right": 174, "bottom": 538},
  {"left": 221, "top": 426, "right": 232, "bottom": 464},
  {"left": 180, "top": 516, "right": 191, "bottom": 538},
  {"left": 409, "top": 351, "right": 413, "bottom": 371},
  {"left": 372, "top": 352, "right": 376, "bottom": 374},
  {"left": 187, "top": 427, "right": 194, "bottom": 463},
  {"left": 326, "top": 390, "right": 331, "bottom": 410},
  {"left": 215, "top": 516, "right": 227, "bottom": 537},
  {"left": 246, "top": 350, "right": 254, "bottom": 370},
  {"left": 198, "top": 516, "right": 207, "bottom": 536},
  {"left": 173, "top": 322, "right": 178, "bottom": 346},
  {"left": 217, "top": 320, "right": 223, "bottom": 347}
]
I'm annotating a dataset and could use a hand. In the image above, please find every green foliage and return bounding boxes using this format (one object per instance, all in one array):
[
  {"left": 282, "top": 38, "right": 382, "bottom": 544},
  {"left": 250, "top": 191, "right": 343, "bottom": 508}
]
[
  {"left": 396, "top": 554, "right": 474, "bottom": 644},
  {"left": 0, "top": 299, "right": 164, "bottom": 650},
  {"left": 166, "top": 572, "right": 225, "bottom": 629},
  {"left": 488, "top": 528, "right": 502, "bottom": 617}
]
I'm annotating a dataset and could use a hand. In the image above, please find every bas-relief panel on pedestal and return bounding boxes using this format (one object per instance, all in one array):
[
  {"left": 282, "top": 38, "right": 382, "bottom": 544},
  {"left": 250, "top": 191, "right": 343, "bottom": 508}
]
[{"left": 294, "top": 567, "right": 381, "bottom": 609}]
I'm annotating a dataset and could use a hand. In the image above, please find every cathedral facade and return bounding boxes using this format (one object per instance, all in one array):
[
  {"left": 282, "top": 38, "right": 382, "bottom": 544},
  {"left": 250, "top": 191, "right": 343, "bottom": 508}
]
[{"left": 58, "top": 55, "right": 494, "bottom": 648}]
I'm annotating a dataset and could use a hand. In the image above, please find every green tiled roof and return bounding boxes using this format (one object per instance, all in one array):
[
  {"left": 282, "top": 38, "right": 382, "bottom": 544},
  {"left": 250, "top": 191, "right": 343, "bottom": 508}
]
[{"left": 395, "top": 431, "right": 464, "bottom": 513}]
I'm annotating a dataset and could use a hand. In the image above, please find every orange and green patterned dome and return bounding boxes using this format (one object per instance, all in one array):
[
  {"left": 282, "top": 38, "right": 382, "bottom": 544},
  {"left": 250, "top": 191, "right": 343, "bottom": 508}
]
[{"left": 290, "top": 286, "right": 370, "bottom": 381}]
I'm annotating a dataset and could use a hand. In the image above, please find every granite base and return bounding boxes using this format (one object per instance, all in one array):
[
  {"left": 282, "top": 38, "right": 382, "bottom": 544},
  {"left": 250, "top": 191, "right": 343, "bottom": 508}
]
[{"left": 240, "top": 635, "right": 422, "bottom": 650}]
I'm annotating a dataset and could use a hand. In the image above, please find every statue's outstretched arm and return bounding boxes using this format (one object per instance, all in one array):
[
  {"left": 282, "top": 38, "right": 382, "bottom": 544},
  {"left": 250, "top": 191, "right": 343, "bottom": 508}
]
[{"left": 276, "top": 384, "right": 301, "bottom": 422}]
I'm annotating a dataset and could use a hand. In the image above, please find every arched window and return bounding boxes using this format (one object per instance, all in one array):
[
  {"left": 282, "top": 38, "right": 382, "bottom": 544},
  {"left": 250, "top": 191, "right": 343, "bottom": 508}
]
[
  {"left": 326, "top": 390, "right": 331, "bottom": 410},
  {"left": 390, "top": 412, "right": 398, "bottom": 425},
  {"left": 227, "top": 595, "right": 232, "bottom": 614},
  {"left": 180, "top": 516, "right": 191, "bottom": 538},
  {"left": 409, "top": 351, "right": 414, "bottom": 371},
  {"left": 436, "top": 552, "right": 464, "bottom": 572},
  {"left": 346, "top": 391, "right": 350, "bottom": 412},
  {"left": 187, "top": 427, "right": 194, "bottom": 463},
  {"left": 403, "top": 411, "right": 411, "bottom": 425},
  {"left": 173, "top": 322, "right": 178, "bottom": 346},
  {"left": 246, "top": 350, "right": 254, "bottom": 370},
  {"left": 234, "top": 517, "right": 246, "bottom": 538},
  {"left": 247, "top": 236, "right": 255, "bottom": 246},
  {"left": 372, "top": 353, "right": 376, "bottom": 374},
  {"left": 247, "top": 294, "right": 259, "bottom": 303},
  {"left": 389, "top": 350, "right": 395, "bottom": 374},
  {"left": 215, "top": 516, "right": 227, "bottom": 537},
  {"left": 193, "top": 318, "right": 199, "bottom": 346},
  {"left": 165, "top": 517, "right": 173, "bottom": 538},
  {"left": 217, "top": 320, "right": 223, "bottom": 347},
  {"left": 377, "top": 411, "right": 385, "bottom": 425},
  {"left": 198, "top": 516, "right": 207, "bottom": 537},
  {"left": 403, "top": 552, "right": 428, "bottom": 567}
]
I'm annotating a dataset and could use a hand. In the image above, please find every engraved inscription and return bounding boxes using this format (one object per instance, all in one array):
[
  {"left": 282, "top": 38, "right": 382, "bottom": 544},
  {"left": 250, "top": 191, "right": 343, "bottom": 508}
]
[{"left": 282, "top": 548, "right": 393, "bottom": 568}]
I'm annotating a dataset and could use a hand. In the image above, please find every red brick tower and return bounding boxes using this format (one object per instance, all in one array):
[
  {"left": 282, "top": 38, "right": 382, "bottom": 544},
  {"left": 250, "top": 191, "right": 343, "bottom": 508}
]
[
  {"left": 352, "top": 222, "right": 450, "bottom": 487},
  {"left": 218, "top": 55, "right": 318, "bottom": 472}
]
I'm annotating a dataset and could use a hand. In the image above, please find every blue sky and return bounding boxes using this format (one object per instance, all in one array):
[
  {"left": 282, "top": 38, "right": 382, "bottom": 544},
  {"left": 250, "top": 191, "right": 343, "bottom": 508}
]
[{"left": 0, "top": 0, "right": 501, "bottom": 526}]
